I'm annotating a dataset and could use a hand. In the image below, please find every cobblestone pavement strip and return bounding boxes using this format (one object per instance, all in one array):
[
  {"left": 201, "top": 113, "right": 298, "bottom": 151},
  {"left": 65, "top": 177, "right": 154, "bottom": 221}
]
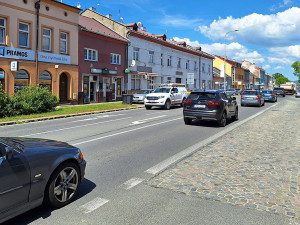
[{"left": 148, "top": 98, "right": 300, "bottom": 220}]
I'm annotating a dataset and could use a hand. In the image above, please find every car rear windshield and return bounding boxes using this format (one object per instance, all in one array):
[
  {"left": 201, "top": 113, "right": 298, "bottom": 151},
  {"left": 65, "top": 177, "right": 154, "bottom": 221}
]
[
  {"left": 274, "top": 88, "right": 284, "bottom": 90},
  {"left": 188, "top": 92, "right": 216, "bottom": 100},
  {"left": 262, "top": 90, "right": 273, "bottom": 94},
  {"left": 243, "top": 91, "right": 258, "bottom": 95},
  {"left": 138, "top": 90, "right": 151, "bottom": 94},
  {"left": 153, "top": 88, "right": 171, "bottom": 93}
]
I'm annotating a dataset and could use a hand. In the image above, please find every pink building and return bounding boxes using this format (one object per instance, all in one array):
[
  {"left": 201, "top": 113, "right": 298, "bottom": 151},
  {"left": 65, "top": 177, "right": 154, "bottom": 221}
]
[{"left": 78, "top": 15, "right": 129, "bottom": 104}]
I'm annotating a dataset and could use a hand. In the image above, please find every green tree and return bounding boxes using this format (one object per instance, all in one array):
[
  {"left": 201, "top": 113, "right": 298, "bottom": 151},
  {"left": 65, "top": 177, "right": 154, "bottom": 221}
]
[
  {"left": 273, "top": 73, "right": 284, "bottom": 79},
  {"left": 276, "top": 76, "right": 290, "bottom": 85},
  {"left": 291, "top": 61, "right": 300, "bottom": 82}
]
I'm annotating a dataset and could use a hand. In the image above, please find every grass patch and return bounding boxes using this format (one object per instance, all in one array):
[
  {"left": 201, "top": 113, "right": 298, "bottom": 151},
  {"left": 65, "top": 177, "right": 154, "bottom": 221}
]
[{"left": 0, "top": 103, "right": 139, "bottom": 123}]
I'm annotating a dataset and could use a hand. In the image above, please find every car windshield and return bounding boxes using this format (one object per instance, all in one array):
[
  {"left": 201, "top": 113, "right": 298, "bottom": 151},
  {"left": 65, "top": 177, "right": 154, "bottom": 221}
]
[
  {"left": 227, "top": 89, "right": 235, "bottom": 91},
  {"left": 262, "top": 90, "right": 273, "bottom": 94},
  {"left": 153, "top": 88, "right": 171, "bottom": 93},
  {"left": 138, "top": 90, "right": 151, "bottom": 94},
  {"left": 243, "top": 91, "right": 258, "bottom": 95},
  {"left": 188, "top": 92, "right": 216, "bottom": 100}
]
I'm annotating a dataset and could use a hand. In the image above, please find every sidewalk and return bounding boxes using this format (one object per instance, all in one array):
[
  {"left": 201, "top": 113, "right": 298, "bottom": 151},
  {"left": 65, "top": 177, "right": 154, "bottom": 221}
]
[{"left": 149, "top": 98, "right": 300, "bottom": 220}]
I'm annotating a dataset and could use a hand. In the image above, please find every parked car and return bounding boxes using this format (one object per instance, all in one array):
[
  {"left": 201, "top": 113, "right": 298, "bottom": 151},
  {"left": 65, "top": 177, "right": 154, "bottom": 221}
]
[
  {"left": 0, "top": 137, "right": 86, "bottom": 223},
  {"left": 132, "top": 89, "right": 153, "bottom": 103},
  {"left": 273, "top": 87, "right": 285, "bottom": 97},
  {"left": 225, "top": 88, "right": 237, "bottom": 96},
  {"left": 261, "top": 90, "right": 277, "bottom": 102},
  {"left": 144, "top": 83, "right": 188, "bottom": 110},
  {"left": 241, "top": 90, "right": 265, "bottom": 107},
  {"left": 183, "top": 90, "right": 238, "bottom": 127},
  {"left": 295, "top": 90, "right": 300, "bottom": 98}
]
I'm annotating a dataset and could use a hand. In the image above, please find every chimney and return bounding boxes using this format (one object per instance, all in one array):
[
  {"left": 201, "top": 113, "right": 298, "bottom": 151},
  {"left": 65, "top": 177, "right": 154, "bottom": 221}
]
[
  {"left": 106, "top": 14, "right": 112, "bottom": 19},
  {"left": 140, "top": 26, "right": 146, "bottom": 31},
  {"left": 89, "top": 7, "right": 96, "bottom": 12}
]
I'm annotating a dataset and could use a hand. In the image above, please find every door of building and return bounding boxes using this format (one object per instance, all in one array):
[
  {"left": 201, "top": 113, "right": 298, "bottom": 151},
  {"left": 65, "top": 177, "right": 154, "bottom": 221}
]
[
  {"left": 90, "top": 82, "right": 96, "bottom": 102},
  {"left": 59, "top": 73, "right": 68, "bottom": 102}
]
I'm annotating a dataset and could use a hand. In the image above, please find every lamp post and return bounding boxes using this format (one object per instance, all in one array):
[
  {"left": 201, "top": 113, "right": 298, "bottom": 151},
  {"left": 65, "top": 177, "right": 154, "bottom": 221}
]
[{"left": 223, "top": 29, "right": 239, "bottom": 91}]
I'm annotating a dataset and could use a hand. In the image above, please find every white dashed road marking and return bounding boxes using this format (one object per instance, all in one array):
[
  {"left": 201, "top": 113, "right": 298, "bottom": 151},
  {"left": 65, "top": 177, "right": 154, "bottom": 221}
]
[
  {"left": 80, "top": 197, "right": 110, "bottom": 214},
  {"left": 120, "top": 177, "right": 144, "bottom": 190}
]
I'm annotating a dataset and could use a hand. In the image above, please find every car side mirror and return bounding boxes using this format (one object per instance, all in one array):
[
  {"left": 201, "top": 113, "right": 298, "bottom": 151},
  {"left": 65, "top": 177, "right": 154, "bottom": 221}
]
[
  {"left": 232, "top": 97, "right": 236, "bottom": 100},
  {"left": 5, "top": 147, "right": 15, "bottom": 161}
]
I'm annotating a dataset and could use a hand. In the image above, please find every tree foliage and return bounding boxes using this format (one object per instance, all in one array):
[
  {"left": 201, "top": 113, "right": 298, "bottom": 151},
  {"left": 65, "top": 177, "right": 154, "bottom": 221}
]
[
  {"left": 276, "top": 76, "right": 290, "bottom": 85},
  {"left": 273, "top": 73, "right": 284, "bottom": 79},
  {"left": 291, "top": 61, "right": 300, "bottom": 82}
]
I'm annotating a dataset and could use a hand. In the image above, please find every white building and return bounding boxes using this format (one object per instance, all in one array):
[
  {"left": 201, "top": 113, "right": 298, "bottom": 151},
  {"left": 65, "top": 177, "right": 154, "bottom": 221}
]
[{"left": 125, "top": 23, "right": 214, "bottom": 93}]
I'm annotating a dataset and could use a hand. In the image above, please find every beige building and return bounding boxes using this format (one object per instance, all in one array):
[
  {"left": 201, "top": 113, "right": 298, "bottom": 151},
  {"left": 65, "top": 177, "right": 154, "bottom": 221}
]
[{"left": 0, "top": 0, "right": 80, "bottom": 102}]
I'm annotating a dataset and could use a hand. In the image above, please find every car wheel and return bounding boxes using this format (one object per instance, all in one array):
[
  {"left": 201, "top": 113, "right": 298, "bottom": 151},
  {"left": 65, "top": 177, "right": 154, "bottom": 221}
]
[
  {"left": 145, "top": 105, "right": 152, "bottom": 110},
  {"left": 181, "top": 98, "right": 186, "bottom": 107},
  {"left": 164, "top": 99, "right": 171, "bottom": 110},
  {"left": 241, "top": 103, "right": 244, "bottom": 107},
  {"left": 258, "top": 101, "right": 262, "bottom": 107},
  {"left": 45, "top": 162, "right": 80, "bottom": 208},
  {"left": 231, "top": 108, "right": 239, "bottom": 121},
  {"left": 262, "top": 101, "right": 265, "bottom": 106},
  {"left": 217, "top": 112, "right": 227, "bottom": 127},
  {"left": 283, "top": 94, "right": 285, "bottom": 97},
  {"left": 184, "top": 117, "right": 192, "bottom": 125}
]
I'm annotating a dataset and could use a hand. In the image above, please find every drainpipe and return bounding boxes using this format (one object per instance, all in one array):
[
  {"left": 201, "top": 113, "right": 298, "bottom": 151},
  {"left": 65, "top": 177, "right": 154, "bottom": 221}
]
[
  {"left": 35, "top": 1, "right": 40, "bottom": 84},
  {"left": 199, "top": 51, "right": 203, "bottom": 90}
]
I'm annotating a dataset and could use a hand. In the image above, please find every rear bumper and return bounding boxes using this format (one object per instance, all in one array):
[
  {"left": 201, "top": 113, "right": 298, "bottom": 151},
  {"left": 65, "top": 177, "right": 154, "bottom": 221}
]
[
  {"left": 241, "top": 99, "right": 260, "bottom": 105},
  {"left": 264, "top": 96, "right": 276, "bottom": 101},
  {"left": 183, "top": 110, "right": 221, "bottom": 121}
]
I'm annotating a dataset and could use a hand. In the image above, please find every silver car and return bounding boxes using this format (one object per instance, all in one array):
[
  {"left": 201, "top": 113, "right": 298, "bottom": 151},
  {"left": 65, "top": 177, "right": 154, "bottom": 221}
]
[
  {"left": 295, "top": 90, "right": 300, "bottom": 98},
  {"left": 241, "top": 90, "right": 265, "bottom": 107},
  {"left": 132, "top": 89, "right": 153, "bottom": 103}
]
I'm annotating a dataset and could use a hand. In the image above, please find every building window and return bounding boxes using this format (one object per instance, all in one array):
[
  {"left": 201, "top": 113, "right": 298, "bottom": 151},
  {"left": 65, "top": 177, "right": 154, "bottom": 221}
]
[
  {"left": 131, "top": 75, "right": 140, "bottom": 90},
  {"left": 208, "top": 64, "right": 211, "bottom": 75},
  {"left": 111, "top": 53, "right": 121, "bottom": 65},
  {"left": 167, "top": 77, "right": 172, "bottom": 83},
  {"left": 84, "top": 48, "right": 98, "bottom": 61},
  {"left": 0, "top": 18, "right": 6, "bottom": 45},
  {"left": 177, "top": 58, "right": 181, "bottom": 68},
  {"left": 15, "top": 69, "right": 29, "bottom": 93},
  {"left": 167, "top": 55, "right": 172, "bottom": 67},
  {"left": 186, "top": 60, "right": 190, "bottom": 70},
  {"left": 42, "top": 28, "right": 51, "bottom": 51},
  {"left": 133, "top": 47, "right": 139, "bottom": 61},
  {"left": 19, "top": 22, "right": 29, "bottom": 48},
  {"left": 161, "top": 54, "right": 163, "bottom": 65},
  {"left": 194, "top": 61, "right": 197, "bottom": 71},
  {"left": 149, "top": 51, "right": 154, "bottom": 64},
  {"left": 202, "top": 63, "right": 205, "bottom": 72},
  {"left": 60, "top": 32, "right": 68, "bottom": 54},
  {"left": 202, "top": 80, "right": 206, "bottom": 89}
]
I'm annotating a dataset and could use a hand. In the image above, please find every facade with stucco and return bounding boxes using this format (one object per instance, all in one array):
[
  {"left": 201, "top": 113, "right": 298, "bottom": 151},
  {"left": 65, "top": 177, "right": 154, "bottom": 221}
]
[{"left": 0, "top": 0, "right": 80, "bottom": 102}]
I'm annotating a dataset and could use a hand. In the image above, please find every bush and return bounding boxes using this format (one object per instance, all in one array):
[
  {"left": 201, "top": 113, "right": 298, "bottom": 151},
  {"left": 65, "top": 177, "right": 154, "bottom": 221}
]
[
  {"left": 10, "top": 85, "right": 59, "bottom": 116},
  {"left": 0, "top": 83, "right": 12, "bottom": 117}
]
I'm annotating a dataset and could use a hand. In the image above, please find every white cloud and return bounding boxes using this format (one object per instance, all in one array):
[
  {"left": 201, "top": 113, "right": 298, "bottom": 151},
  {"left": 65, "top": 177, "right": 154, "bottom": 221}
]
[
  {"left": 271, "top": 0, "right": 293, "bottom": 11},
  {"left": 198, "top": 7, "right": 300, "bottom": 47},
  {"left": 172, "top": 37, "right": 265, "bottom": 64},
  {"left": 263, "top": 65, "right": 271, "bottom": 69},
  {"left": 275, "top": 66, "right": 284, "bottom": 69},
  {"left": 269, "top": 45, "right": 300, "bottom": 57},
  {"left": 268, "top": 57, "right": 293, "bottom": 65}
]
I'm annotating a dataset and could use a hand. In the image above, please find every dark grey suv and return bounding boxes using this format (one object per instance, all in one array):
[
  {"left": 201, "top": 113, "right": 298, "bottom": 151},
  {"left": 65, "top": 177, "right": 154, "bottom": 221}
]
[
  {"left": 183, "top": 90, "right": 238, "bottom": 127},
  {"left": 274, "top": 87, "right": 285, "bottom": 97}
]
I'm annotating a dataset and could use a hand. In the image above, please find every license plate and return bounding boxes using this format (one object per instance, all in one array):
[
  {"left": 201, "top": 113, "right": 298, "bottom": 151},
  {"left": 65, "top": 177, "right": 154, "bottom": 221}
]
[{"left": 194, "top": 104, "right": 205, "bottom": 108}]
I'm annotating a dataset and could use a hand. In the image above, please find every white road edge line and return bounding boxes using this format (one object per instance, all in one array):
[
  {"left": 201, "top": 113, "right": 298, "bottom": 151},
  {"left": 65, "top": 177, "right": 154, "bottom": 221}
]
[
  {"left": 120, "top": 177, "right": 145, "bottom": 190},
  {"left": 21, "top": 117, "right": 131, "bottom": 137},
  {"left": 73, "top": 117, "right": 181, "bottom": 146},
  {"left": 145, "top": 103, "right": 278, "bottom": 175},
  {"left": 80, "top": 197, "right": 109, "bottom": 214}
]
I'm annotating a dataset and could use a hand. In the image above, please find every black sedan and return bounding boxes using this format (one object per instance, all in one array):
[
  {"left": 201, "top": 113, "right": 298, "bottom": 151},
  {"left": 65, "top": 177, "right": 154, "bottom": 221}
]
[
  {"left": 183, "top": 90, "right": 238, "bottom": 127},
  {"left": 0, "top": 137, "right": 86, "bottom": 223}
]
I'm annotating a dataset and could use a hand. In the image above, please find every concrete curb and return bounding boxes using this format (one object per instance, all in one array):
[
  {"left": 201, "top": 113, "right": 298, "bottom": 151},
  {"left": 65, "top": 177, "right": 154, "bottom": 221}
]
[{"left": 0, "top": 105, "right": 145, "bottom": 126}]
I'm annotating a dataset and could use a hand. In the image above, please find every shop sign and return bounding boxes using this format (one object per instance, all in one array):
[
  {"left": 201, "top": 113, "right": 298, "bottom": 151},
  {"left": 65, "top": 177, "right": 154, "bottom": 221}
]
[
  {"left": 0, "top": 47, "right": 35, "bottom": 61},
  {"left": 38, "top": 52, "right": 70, "bottom": 64},
  {"left": 125, "top": 68, "right": 131, "bottom": 73},
  {"left": 11, "top": 61, "right": 19, "bottom": 71},
  {"left": 91, "top": 68, "right": 102, "bottom": 73},
  {"left": 0, "top": 71, "right": 4, "bottom": 79}
]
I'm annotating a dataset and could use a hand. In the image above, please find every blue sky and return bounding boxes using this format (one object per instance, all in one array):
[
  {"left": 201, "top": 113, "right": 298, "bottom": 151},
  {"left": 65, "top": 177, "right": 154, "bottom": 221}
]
[{"left": 62, "top": 0, "right": 300, "bottom": 81}]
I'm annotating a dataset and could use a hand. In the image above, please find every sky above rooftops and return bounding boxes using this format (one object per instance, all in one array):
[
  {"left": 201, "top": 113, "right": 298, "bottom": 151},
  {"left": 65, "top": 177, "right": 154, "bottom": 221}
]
[{"left": 62, "top": 0, "right": 300, "bottom": 81}]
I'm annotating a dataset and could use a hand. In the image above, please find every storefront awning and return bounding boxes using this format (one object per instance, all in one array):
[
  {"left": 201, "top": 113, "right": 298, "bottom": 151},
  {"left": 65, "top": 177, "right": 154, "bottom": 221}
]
[{"left": 130, "top": 71, "right": 159, "bottom": 77}]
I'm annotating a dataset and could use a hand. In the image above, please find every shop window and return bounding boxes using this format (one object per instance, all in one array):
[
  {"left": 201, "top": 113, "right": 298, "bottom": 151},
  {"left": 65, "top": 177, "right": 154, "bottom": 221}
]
[
  {"left": 0, "top": 70, "right": 4, "bottom": 89},
  {"left": 84, "top": 48, "right": 97, "bottom": 61},
  {"left": 0, "top": 18, "right": 6, "bottom": 45},
  {"left": 15, "top": 69, "right": 29, "bottom": 93},
  {"left": 42, "top": 28, "right": 52, "bottom": 51},
  {"left": 110, "top": 53, "right": 121, "bottom": 65},
  {"left": 19, "top": 22, "right": 30, "bottom": 48},
  {"left": 60, "top": 32, "right": 68, "bottom": 54},
  {"left": 131, "top": 75, "right": 140, "bottom": 90},
  {"left": 39, "top": 71, "right": 52, "bottom": 91}
]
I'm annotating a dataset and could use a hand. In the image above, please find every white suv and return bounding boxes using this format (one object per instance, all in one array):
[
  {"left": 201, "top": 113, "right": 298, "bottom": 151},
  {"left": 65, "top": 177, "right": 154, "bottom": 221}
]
[{"left": 144, "top": 84, "right": 188, "bottom": 110}]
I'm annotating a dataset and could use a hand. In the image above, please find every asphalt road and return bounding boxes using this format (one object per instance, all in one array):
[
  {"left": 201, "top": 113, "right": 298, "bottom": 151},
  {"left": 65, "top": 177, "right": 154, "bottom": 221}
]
[{"left": 1, "top": 96, "right": 296, "bottom": 225}]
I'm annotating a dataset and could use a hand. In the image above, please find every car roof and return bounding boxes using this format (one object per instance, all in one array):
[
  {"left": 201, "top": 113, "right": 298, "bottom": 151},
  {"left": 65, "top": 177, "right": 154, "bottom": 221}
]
[{"left": 191, "top": 90, "right": 224, "bottom": 94}]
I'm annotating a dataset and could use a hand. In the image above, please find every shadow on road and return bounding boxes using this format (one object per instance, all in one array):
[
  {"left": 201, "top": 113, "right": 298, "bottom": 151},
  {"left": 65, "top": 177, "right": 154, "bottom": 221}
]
[{"left": 2, "top": 178, "right": 96, "bottom": 225}]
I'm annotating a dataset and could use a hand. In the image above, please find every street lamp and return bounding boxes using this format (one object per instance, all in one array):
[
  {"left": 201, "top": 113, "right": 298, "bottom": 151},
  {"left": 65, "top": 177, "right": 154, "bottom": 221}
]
[{"left": 223, "top": 29, "right": 239, "bottom": 91}]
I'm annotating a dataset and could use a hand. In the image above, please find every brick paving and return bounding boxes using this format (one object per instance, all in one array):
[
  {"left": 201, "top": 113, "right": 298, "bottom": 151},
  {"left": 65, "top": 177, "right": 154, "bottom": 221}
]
[{"left": 148, "top": 97, "right": 300, "bottom": 219}]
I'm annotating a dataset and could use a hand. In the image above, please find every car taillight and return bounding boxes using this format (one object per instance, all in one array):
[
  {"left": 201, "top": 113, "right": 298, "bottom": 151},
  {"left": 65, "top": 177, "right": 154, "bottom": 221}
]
[
  {"left": 256, "top": 96, "right": 260, "bottom": 100},
  {"left": 208, "top": 101, "right": 221, "bottom": 106},
  {"left": 270, "top": 95, "right": 274, "bottom": 97},
  {"left": 184, "top": 99, "right": 192, "bottom": 105},
  {"left": 241, "top": 96, "right": 244, "bottom": 99}
]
